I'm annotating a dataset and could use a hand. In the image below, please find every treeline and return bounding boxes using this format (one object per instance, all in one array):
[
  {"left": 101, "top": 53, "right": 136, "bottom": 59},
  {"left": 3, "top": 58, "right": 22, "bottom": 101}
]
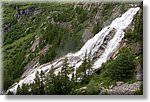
[
  {"left": 8, "top": 54, "right": 94, "bottom": 95},
  {"left": 8, "top": 47, "right": 136, "bottom": 95}
]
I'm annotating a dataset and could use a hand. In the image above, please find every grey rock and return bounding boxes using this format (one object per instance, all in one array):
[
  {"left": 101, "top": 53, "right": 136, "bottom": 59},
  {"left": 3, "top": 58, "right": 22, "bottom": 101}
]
[
  {"left": 116, "top": 81, "right": 124, "bottom": 86},
  {"left": 82, "top": 27, "right": 93, "bottom": 43},
  {"left": 99, "top": 81, "right": 142, "bottom": 95}
]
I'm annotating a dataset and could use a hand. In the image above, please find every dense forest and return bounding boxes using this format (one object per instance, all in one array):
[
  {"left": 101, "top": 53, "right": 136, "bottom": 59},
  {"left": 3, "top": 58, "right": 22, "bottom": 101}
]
[{"left": 2, "top": 1, "right": 143, "bottom": 95}]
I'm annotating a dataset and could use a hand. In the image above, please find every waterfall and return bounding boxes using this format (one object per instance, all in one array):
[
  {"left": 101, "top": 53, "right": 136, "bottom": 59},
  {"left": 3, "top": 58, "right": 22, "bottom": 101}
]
[{"left": 7, "top": 7, "right": 140, "bottom": 93}]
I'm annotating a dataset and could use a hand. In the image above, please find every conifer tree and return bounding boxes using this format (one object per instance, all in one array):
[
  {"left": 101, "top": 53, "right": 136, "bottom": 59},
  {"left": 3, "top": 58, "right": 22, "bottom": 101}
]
[
  {"left": 30, "top": 71, "right": 45, "bottom": 95},
  {"left": 60, "top": 57, "right": 72, "bottom": 94},
  {"left": 45, "top": 65, "right": 55, "bottom": 94},
  {"left": 16, "top": 84, "right": 29, "bottom": 95},
  {"left": 76, "top": 52, "right": 92, "bottom": 83}
]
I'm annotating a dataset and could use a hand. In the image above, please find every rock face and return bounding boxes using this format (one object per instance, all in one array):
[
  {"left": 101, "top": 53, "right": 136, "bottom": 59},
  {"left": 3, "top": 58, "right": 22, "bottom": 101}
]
[
  {"left": 82, "top": 27, "right": 93, "bottom": 43},
  {"left": 130, "top": 42, "right": 142, "bottom": 54},
  {"left": 7, "top": 7, "right": 140, "bottom": 94},
  {"left": 30, "top": 36, "right": 40, "bottom": 52},
  {"left": 135, "top": 63, "right": 143, "bottom": 81},
  {"left": 22, "top": 57, "right": 39, "bottom": 78},
  {"left": 74, "top": 2, "right": 124, "bottom": 43},
  {"left": 14, "top": 6, "right": 42, "bottom": 20},
  {"left": 99, "top": 81, "right": 142, "bottom": 95}
]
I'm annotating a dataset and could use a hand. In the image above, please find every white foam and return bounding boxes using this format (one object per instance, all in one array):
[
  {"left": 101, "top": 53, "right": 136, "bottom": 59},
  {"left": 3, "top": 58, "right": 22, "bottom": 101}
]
[{"left": 7, "top": 7, "right": 140, "bottom": 94}]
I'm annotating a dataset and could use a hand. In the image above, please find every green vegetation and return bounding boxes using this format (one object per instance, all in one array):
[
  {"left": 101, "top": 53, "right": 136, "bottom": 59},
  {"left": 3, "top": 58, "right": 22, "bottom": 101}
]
[
  {"left": 101, "top": 3, "right": 116, "bottom": 21},
  {"left": 76, "top": 53, "right": 93, "bottom": 84},
  {"left": 9, "top": 47, "right": 136, "bottom": 95},
  {"left": 7, "top": 54, "right": 93, "bottom": 95},
  {"left": 92, "top": 21, "right": 102, "bottom": 35},
  {"left": 3, "top": 2, "right": 142, "bottom": 95},
  {"left": 134, "top": 85, "right": 143, "bottom": 95},
  {"left": 85, "top": 47, "right": 136, "bottom": 89},
  {"left": 103, "top": 48, "right": 135, "bottom": 82},
  {"left": 3, "top": 3, "right": 86, "bottom": 90}
]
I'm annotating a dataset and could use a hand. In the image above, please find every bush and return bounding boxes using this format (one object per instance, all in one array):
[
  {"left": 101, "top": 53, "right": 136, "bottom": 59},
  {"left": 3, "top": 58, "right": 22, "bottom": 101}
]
[
  {"left": 86, "top": 80, "right": 99, "bottom": 95},
  {"left": 103, "top": 47, "right": 135, "bottom": 82},
  {"left": 92, "top": 21, "right": 102, "bottom": 35}
]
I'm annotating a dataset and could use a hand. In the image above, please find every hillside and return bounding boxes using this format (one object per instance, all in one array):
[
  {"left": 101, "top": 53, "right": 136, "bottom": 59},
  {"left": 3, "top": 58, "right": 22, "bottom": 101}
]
[{"left": 2, "top": 1, "right": 143, "bottom": 95}]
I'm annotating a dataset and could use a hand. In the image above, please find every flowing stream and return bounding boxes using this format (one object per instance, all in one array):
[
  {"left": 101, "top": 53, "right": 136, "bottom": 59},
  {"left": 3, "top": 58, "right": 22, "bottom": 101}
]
[{"left": 7, "top": 7, "right": 140, "bottom": 93}]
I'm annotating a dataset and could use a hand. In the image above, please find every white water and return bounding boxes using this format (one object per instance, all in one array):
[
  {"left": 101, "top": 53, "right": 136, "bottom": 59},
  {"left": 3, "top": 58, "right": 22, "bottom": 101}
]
[{"left": 7, "top": 7, "right": 140, "bottom": 94}]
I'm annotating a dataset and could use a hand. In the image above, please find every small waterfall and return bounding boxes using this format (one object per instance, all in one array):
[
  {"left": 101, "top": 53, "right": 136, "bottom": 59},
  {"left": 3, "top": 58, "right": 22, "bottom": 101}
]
[{"left": 7, "top": 7, "right": 140, "bottom": 93}]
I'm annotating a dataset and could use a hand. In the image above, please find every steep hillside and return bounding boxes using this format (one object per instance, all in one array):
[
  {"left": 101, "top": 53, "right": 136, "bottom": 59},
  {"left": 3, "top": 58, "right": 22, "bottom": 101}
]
[{"left": 2, "top": 1, "right": 143, "bottom": 95}]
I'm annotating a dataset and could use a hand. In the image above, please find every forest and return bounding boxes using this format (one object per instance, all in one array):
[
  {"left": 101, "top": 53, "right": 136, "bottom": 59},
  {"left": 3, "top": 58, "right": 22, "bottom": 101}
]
[{"left": 2, "top": 1, "right": 143, "bottom": 95}]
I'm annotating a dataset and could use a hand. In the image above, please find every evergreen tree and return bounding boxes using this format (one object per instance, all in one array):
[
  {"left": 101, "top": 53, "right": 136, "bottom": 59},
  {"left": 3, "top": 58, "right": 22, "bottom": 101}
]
[
  {"left": 76, "top": 52, "right": 92, "bottom": 83},
  {"left": 104, "top": 48, "right": 135, "bottom": 81},
  {"left": 92, "top": 21, "right": 102, "bottom": 35},
  {"left": 30, "top": 71, "right": 45, "bottom": 95},
  {"left": 60, "top": 57, "right": 72, "bottom": 94},
  {"left": 45, "top": 65, "right": 56, "bottom": 94},
  {"left": 16, "top": 84, "right": 29, "bottom": 95}
]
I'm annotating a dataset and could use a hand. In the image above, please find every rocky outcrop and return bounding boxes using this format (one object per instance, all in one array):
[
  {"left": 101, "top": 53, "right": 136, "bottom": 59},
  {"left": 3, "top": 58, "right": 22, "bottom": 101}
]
[
  {"left": 6, "top": 4, "right": 140, "bottom": 94},
  {"left": 93, "top": 28, "right": 116, "bottom": 59},
  {"left": 135, "top": 63, "right": 143, "bottom": 81},
  {"left": 130, "top": 42, "right": 142, "bottom": 54},
  {"left": 99, "top": 81, "right": 142, "bottom": 95},
  {"left": 82, "top": 27, "right": 93, "bottom": 43},
  {"left": 14, "top": 6, "right": 42, "bottom": 19},
  {"left": 30, "top": 35, "right": 40, "bottom": 52},
  {"left": 39, "top": 44, "right": 50, "bottom": 55},
  {"left": 22, "top": 57, "right": 40, "bottom": 78}
]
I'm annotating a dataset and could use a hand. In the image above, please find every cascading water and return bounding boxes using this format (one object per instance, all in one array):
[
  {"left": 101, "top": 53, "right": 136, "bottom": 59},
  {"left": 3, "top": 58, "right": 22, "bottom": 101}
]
[{"left": 7, "top": 7, "right": 140, "bottom": 93}]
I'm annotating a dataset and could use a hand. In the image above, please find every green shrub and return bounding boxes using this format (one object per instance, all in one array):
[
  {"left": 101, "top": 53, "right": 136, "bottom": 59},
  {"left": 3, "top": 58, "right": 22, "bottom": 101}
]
[
  {"left": 86, "top": 80, "right": 99, "bottom": 95},
  {"left": 104, "top": 47, "right": 135, "bottom": 82}
]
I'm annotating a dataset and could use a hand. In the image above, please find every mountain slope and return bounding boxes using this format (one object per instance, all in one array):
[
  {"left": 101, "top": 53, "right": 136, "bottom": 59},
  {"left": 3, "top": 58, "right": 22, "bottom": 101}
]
[
  {"left": 7, "top": 6, "right": 140, "bottom": 94},
  {"left": 2, "top": 1, "right": 143, "bottom": 95}
]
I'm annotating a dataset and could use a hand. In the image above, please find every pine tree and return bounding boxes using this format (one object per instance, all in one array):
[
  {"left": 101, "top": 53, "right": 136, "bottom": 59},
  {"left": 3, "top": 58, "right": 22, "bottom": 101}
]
[
  {"left": 16, "top": 84, "right": 29, "bottom": 95},
  {"left": 60, "top": 57, "right": 72, "bottom": 94},
  {"left": 53, "top": 71, "right": 63, "bottom": 94},
  {"left": 45, "top": 65, "right": 55, "bottom": 94},
  {"left": 92, "top": 21, "right": 102, "bottom": 35},
  {"left": 30, "top": 71, "right": 45, "bottom": 95},
  {"left": 76, "top": 52, "right": 93, "bottom": 83}
]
